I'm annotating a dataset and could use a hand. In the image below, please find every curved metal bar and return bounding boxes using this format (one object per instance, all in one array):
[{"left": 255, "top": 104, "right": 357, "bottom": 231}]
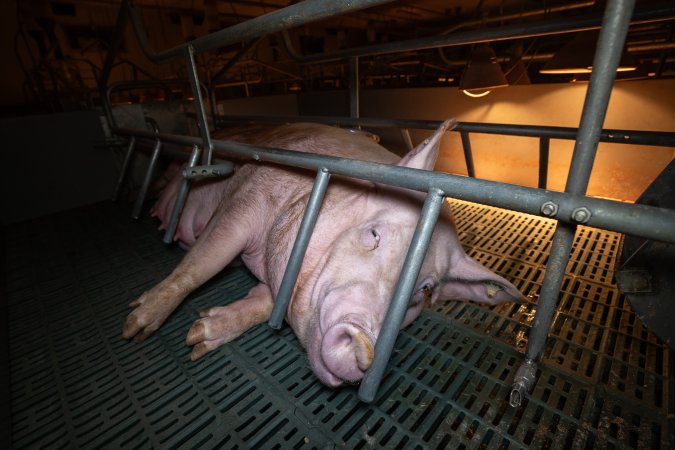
[{"left": 131, "top": 118, "right": 162, "bottom": 220}]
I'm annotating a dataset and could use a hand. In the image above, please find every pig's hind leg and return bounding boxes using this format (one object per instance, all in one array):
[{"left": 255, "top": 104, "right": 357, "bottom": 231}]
[
  {"left": 186, "top": 282, "right": 273, "bottom": 360},
  {"left": 122, "top": 199, "right": 254, "bottom": 342}
]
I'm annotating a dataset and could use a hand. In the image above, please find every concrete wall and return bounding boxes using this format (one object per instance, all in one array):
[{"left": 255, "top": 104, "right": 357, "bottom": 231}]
[{"left": 361, "top": 79, "right": 675, "bottom": 202}]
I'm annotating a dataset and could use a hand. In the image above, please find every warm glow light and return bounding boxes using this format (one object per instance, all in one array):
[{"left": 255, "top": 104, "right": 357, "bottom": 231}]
[
  {"left": 462, "top": 89, "right": 492, "bottom": 98},
  {"left": 540, "top": 65, "right": 637, "bottom": 75}
]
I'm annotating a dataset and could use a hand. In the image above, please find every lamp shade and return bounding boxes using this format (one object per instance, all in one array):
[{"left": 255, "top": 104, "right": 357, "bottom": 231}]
[
  {"left": 459, "top": 45, "right": 508, "bottom": 91},
  {"left": 540, "top": 31, "right": 638, "bottom": 74}
]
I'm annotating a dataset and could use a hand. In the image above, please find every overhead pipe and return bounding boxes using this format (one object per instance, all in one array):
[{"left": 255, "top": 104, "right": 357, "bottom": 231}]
[{"left": 279, "top": 2, "right": 675, "bottom": 64}]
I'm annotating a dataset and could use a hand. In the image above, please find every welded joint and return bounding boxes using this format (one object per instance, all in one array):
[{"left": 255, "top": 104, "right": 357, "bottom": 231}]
[
  {"left": 510, "top": 358, "right": 538, "bottom": 407},
  {"left": 571, "top": 206, "right": 592, "bottom": 224},
  {"left": 540, "top": 201, "right": 559, "bottom": 217}
]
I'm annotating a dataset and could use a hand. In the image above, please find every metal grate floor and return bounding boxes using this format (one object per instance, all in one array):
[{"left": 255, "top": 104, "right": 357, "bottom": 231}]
[{"left": 3, "top": 199, "right": 673, "bottom": 449}]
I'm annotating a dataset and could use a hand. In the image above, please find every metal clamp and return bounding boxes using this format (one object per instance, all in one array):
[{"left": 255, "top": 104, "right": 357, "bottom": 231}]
[{"left": 182, "top": 163, "right": 235, "bottom": 179}]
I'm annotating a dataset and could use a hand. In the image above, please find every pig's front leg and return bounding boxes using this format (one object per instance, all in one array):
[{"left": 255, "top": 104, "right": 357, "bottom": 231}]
[{"left": 186, "top": 282, "right": 273, "bottom": 360}]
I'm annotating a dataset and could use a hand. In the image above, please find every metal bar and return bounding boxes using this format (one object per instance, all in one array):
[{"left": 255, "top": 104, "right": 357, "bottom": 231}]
[
  {"left": 460, "top": 131, "right": 476, "bottom": 178},
  {"left": 115, "top": 126, "right": 675, "bottom": 245},
  {"left": 279, "top": 2, "right": 674, "bottom": 63},
  {"left": 132, "top": 119, "right": 163, "bottom": 220},
  {"left": 359, "top": 188, "right": 445, "bottom": 402},
  {"left": 112, "top": 136, "right": 136, "bottom": 202},
  {"left": 511, "top": 0, "right": 637, "bottom": 407},
  {"left": 182, "top": 163, "right": 234, "bottom": 180},
  {"left": 126, "top": 0, "right": 396, "bottom": 64},
  {"left": 400, "top": 128, "right": 414, "bottom": 151},
  {"left": 269, "top": 168, "right": 331, "bottom": 329},
  {"left": 99, "top": 0, "right": 130, "bottom": 130},
  {"left": 350, "top": 56, "right": 360, "bottom": 121},
  {"left": 213, "top": 115, "right": 675, "bottom": 147},
  {"left": 163, "top": 145, "right": 201, "bottom": 244},
  {"left": 538, "top": 137, "right": 550, "bottom": 189},
  {"left": 185, "top": 45, "right": 214, "bottom": 165}
]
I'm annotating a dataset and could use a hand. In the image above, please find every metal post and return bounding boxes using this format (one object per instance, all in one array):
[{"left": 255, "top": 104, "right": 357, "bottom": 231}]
[
  {"left": 269, "top": 168, "right": 331, "bottom": 329},
  {"left": 163, "top": 145, "right": 201, "bottom": 244},
  {"left": 460, "top": 131, "right": 476, "bottom": 178},
  {"left": 400, "top": 129, "right": 414, "bottom": 151},
  {"left": 359, "top": 188, "right": 445, "bottom": 402},
  {"left": 132, "top": 119, "right": 163, "bottom": 220},
  {"left": 538, "top": 137, "right": 550, "bottom": 189},
  {"left": 185, "top": 45, "right": 214, "bottom": 166},
  {"left": 112, "top": 136, "right": 136, "bottom": 202},
  {"left": 350, "top": 56, "right": 360, "bottom": 121},
  {"left": 510, "top": 0, "right": 637, "bottom": 407}
]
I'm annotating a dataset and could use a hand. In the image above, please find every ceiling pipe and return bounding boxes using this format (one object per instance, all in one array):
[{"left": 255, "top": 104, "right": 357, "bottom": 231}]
[{"left": 279, "top": 2, "right": 675, "bottom": 64}]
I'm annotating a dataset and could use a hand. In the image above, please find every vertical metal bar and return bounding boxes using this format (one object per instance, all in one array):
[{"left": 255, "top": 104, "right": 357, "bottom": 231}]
[
  {"left": 538, "top": 137, "right": 550, "bottom": 189},
  {"left": 163, "top": 145, "right": 202, "bottom": 244},
  {"left": 99, "top": 0, "right": 130, "bottom": 131},
  {"left": 359, "top": 188, "right": 445, "bottom": 403},
  {"left": 185, "top": 45, "right": 214, "bottom": 165},
  {"left": 460, "top": 131, "right": 476, "bottom": 178},
  {"left": 112, "top": 136, "right": 136, "bottom": 202},
  {"left": 132, "top": 119, "right": 162, "bottom": 220},
  {"left": 350, "top": 56, "right": 360, "bottom": 129},
  {"left": 400, "top": 128, "right": 414, "bottom": 151},
  {"left": 269, "top": 168, "right": 331, "bottom": 329},
  {"left": 510, "top": 0, "right": 636, "bottom": 407}
]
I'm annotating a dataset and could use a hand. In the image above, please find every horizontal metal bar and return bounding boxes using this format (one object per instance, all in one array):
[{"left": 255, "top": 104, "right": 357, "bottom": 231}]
[
  {"left": 282, "top": 2, "right": 675, "bottom": 63},
  {"left": 213, "top": 115, "right": 675, "bottom": 147},
  {"left": 114, "top": 126, "right": 675, "bottom": 245},
  {"left": 126, "top": 0, "right": 396, "bottom": 64}
]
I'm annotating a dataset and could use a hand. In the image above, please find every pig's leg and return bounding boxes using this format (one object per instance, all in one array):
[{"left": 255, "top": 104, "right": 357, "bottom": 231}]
[
  {"left": 122, "top": 201, "right": 252, "bottom": 342},
  {"left": 186, "top": 282, "right": 273, "bottom": 360}
]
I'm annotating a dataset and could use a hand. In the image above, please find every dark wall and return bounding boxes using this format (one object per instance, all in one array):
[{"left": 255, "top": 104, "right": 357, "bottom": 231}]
[{"left": 1, "top": 111, "right": 118, "bottom": 224}]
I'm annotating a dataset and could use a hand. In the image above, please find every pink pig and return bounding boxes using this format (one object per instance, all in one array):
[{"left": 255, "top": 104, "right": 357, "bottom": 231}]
[{"left": 123, "top": 120, "right": 524, "bottom": 387}]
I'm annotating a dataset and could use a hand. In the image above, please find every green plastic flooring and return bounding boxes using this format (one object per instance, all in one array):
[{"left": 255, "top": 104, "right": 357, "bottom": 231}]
[{"left": 4, "top": 199, "right": 673, "bottom": 449}]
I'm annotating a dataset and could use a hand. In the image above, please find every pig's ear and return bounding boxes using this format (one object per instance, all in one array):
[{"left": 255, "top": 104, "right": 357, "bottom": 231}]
[
  {"left": 397, "top": 119, "right": 457, "bottom": 170},
  {"left": 437, "top": 253, "right": 526, "bottom": 305}
]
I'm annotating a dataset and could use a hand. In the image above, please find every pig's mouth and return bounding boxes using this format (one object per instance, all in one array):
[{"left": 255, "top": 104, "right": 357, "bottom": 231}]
[{"left": 308, "top": 313, "right": 376, "bottom": 387}]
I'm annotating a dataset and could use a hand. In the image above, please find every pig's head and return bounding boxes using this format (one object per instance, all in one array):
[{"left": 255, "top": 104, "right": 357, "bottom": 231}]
[{"left": 287, "top": 120, "right": 525, "bottom": 387}]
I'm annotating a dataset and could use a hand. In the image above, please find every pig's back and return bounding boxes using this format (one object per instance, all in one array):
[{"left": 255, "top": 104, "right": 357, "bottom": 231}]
[{"left": 155, "top": 123, "right": 399, "bottom": 246}]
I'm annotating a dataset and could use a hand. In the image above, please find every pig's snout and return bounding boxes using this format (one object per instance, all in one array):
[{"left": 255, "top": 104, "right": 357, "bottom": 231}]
[{"left": 321, "top": 321, "right": 375, "bottom": 383}]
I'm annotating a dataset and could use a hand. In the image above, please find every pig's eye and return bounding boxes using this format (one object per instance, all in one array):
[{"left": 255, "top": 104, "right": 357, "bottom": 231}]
[{"left": 370, "top": 229, "right": 380, "bottom": 249}]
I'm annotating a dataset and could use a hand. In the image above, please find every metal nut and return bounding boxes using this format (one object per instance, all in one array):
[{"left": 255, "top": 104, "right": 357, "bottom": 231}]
[
  {"left": 571, "top": 206, "right": 592, "bottom": 224},
  {"left": 540, "top": 201, "right": 558, "bottom": 217}
]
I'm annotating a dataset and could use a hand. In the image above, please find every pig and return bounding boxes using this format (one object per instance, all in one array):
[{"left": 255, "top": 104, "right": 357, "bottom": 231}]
[{"left": 122, "top": 120, "right": 524, "bottom": 387}]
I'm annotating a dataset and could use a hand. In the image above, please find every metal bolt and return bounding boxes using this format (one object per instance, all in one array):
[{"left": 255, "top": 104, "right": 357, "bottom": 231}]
[
  {"left": 540, "top": 201, "right": 558, "bottom": 217},
  {"left": 571, "top": 207, "right": 592, "bottom": 224}
]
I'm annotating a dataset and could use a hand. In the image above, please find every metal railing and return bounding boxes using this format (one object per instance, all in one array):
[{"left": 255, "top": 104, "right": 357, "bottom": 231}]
[{"left": 100, "top": 0, "right": 674, "bottom": 407}]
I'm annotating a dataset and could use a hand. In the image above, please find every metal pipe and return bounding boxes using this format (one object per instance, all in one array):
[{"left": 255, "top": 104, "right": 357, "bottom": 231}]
[
  {"left": 460, "top": 131, "right": 476, "bottom": 178},
  {"left": 511, "top": 0, "right": 637, "bottom": 407},
  {"left": 269, "top": 168, "right": 331, "bottom": 329},
  {"left": 185, "top": 45, "right": 214, "bottom": 165},
  {"left": 112, "top": 136, "right": 136, "bottom": 202},
  {"left": 350, "top": 56, "right": 360, "bottom": 121},
  {"left": 132, "top": 119, "right": 163, "bottom": 220},
  {"left": 163, "top": 145, "right": 201, "bottom": 244},
  {"left": 359, "top": 188, "right": 445, "bottom": 403},
  {"left": 538, "top": 137, "right": 550, "bottom": 189},
  {"left": 400, "top": 128, "right": 414, "bottom": 151},
  {"left": 114, "top": 126, "right": 675, "bottom": 245},
  {"left": 213, "top": 115, "right": 675, "bottom": 147},
  {"left": 279, "top": 3, "right": 675, "bottom": 63},
  {"left": 126, "top": 0, "right": 397, "bottom": 64}
]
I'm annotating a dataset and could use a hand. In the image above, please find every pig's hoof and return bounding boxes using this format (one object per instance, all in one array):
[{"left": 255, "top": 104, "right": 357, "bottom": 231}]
[
  {"left": 186, "top": 308, "right": 236, "bottom": 360},
  {"left": 122, "top": 289, "right": 178, "bottom": 341}
]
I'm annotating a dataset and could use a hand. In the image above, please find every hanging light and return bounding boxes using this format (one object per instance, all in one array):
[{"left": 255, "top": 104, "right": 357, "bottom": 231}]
[
  {"left": 459, "top": 45, "right": 508, "bottom": 97},
  {"left": 540, "top": 31, "right": 638, "bottom": 74}
]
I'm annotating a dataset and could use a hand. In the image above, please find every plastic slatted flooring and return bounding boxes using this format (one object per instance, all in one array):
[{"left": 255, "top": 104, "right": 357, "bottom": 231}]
[{"left": 4, "top": 199, "right": 673, "bottom": 449}]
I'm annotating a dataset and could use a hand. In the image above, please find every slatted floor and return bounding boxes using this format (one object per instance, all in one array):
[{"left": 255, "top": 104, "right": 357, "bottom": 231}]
[{"left": 3, "top": 199, "right": 673, "bottom": 449}]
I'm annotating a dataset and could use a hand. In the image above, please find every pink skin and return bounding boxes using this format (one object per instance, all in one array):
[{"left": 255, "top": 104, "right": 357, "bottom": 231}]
[{"left": 123, "top": 120, "right": 525, "bottom": 387}]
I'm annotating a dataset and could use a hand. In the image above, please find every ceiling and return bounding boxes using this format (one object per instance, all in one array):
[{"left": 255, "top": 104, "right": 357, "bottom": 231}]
[{"left": 11, "top": 0, "right": 675, "bottom": 110}]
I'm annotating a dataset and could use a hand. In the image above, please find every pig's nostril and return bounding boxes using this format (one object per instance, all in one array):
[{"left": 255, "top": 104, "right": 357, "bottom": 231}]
[{"left": 321, "top": 322, "right": 374, "bottom": 383}]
